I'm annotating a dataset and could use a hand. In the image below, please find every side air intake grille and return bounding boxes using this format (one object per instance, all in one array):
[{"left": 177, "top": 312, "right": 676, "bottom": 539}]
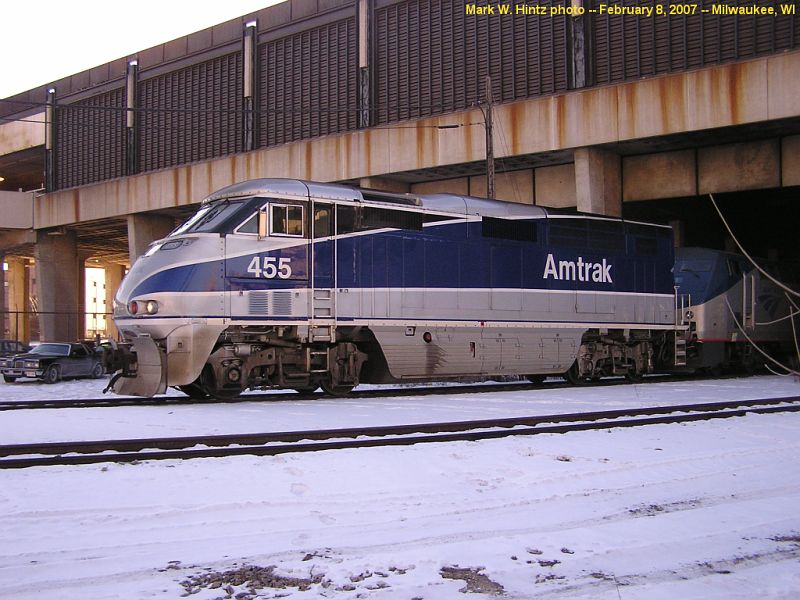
[
  {"left": 248, "top": 292, "right": 269, "bottom": 315},
  {"left": 271, "top": 292, "right": 292, "bottom": 316}
]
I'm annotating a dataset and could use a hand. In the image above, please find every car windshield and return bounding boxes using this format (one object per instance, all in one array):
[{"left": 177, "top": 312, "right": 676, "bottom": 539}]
[
  {"left": 170, "top": 200, "right": 245, "bottom": 236},
  {"left": 31, "top": 343, "right": 70, "bottom": 356}
]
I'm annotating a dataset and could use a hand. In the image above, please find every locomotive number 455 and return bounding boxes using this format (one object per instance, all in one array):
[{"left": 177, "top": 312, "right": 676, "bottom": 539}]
[{"left": 247, "top": 256, "right": 293, "bottom": 279}]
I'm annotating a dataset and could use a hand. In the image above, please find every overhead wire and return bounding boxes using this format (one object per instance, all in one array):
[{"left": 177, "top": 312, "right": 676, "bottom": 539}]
[
  {"left": 709, "top": 193, "right": 800, "bottom": 298},
  {"left": 710, "top": 192, "right": 800, "bottom": 375}
]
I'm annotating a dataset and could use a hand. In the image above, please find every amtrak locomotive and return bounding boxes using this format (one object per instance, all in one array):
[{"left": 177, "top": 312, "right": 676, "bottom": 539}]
[
  {"left": 108, "top": 179, "right": 796, "bottom": 398},
  {"left": 673, "top": 247, "right": 798, "bottom": 374}
]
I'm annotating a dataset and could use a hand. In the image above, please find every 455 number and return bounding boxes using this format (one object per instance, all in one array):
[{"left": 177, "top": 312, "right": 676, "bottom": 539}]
[{"left": 247, "top": 256, "right": 293, "bottom": 279}]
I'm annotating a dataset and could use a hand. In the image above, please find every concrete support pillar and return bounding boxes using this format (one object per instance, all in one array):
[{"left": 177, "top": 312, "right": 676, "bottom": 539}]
[
  {"left": 104, "top": 264, "right": 125, "bottom": 341},
  {"left": 669, "top": 220, "right": 685, "bottom": 249},
  {"left": 36, "top": 230, "right": 81, "bottom": 341},
  {"left": 0, "top": 256, "right": 6, "bottom": 338},
  {"left": 6, "top": 257, "right": 30, "bottom": 342},
  {"left": 78, "top": 254, "right": 89, "bottom": 339},
  {"left": 574, "top": 147, "right": 622, "bottom": 217},
  {"left": 127, "top": 214, "right": 174, "bottom": 263}
]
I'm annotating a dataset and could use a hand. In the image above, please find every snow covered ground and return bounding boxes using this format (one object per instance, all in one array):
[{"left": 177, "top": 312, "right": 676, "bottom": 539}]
[{"left": 1, "top": 375, "right": 800, "bottom": 599}]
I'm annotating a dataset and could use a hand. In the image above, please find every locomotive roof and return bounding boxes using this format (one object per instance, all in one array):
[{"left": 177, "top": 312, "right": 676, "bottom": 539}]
[
  {"left": 203, "top": 178, "right": 550, "bottom": 219},
  {"left": 202, "top": 178, "right": 672, "bottom": 230}
]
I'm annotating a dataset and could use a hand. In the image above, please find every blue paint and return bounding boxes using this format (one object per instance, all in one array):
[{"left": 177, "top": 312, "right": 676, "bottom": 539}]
[{"left": 130, "top": 218, "right": 675, "bottom": 297}]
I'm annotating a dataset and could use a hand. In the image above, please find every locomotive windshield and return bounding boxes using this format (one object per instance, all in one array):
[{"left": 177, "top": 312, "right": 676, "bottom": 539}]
[
  {"left": 170, "top": 200, "right": 247, "bottom": 236},
  {"left": 674, "top": 258, "right": 714, "bottom": 300}
]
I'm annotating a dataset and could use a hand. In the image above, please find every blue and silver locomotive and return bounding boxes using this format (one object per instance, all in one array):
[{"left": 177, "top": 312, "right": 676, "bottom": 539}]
[
  {"left": 110, "top": 178, "right": 795, "bottom": 398},
  {"left": 110, "top": 178, "right": 683, "bottom": 397},
  {"left": 674, "top": 247, "right": 799, "bottom": 373}
]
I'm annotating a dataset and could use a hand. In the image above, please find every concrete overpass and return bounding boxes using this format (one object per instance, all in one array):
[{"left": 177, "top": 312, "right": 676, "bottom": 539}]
[{"left": 0, "top": 0, "right": 798, "bottom": 342}]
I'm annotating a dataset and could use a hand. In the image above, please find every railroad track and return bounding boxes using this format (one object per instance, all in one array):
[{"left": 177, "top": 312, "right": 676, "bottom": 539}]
[
  {"left": 0, "top": 373, "right": 713, "bottom": 411},
  {"left": 2, "top": 396, "right": 798, "bottom": 469},
  {"left": 0, "top": 380, "right": 543, "bottom": 410}
]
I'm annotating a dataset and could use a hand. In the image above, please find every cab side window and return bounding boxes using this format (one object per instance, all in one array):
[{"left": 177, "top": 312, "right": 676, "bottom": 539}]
[
  {"left": 271, "top": 204, "right": 304, "bottom": 237},
  {"left": 314, "top": 205, "right": 333, "bottom": 238}
]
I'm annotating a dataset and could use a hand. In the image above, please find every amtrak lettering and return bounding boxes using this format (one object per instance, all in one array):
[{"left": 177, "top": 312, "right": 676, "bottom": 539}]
[{"left": 543, "top": 253, "right": 613, "bottom": 284}]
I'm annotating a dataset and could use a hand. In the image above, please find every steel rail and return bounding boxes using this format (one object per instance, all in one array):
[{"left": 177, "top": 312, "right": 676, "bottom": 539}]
[
  {"left": 0, "top": 373, "right": 715, "bottom": 411},
  {"left": 0, "top": 381, "right": 573, "bottom": 410},
  {"left": 2, "top": 396, "right": 798, "bottom": 469}
]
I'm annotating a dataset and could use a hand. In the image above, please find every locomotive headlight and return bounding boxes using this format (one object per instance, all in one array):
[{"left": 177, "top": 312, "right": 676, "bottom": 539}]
[
  {"left": 145, "top": 300, "right": 159, "bottom": 315},
  {"left": 128, "top": 301, "right": 139, "bottom": 315},
  {"left": 685, "top": 310, "right": 694, "bottom": 321}
]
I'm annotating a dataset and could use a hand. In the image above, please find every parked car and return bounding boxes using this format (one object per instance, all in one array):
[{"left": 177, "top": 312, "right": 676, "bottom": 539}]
[
  {"left": 0, "top": 339, "right": 31, "bottom": 358},
  {"left": 0, "top": 342, "right": 104, "bottom": 384}
]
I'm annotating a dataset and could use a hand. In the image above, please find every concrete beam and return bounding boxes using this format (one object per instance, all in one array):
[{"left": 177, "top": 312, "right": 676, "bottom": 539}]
[
  {"left": 0, "top": 229, "right": 35, "bottom": 255},
  {"left": 127, "top": 213, "right": 175, "bottom": 263},
  {"left": 534, "top": 164, "right": 576, "bottom": 209},
  {"left": 358, "top": 177, "right": 410, "bottom": 193},
  {"left": 35, "top": 230, "right": 82, "bottom": 341},
  {"left": 574, "top": 147, "right": 621, "bottom": 217},
  {"left": 0, "top": 114, "right": 45, "bottom": 156},
  {"left": 468, "top": 171, "right": 534, "bottom": 204},
  {"left": 0, "top": 192, "right": 34, "bottom": 228},
  {"left": 623, "top": 150, "right": 697, "bottom": 202},
  {"left": 698, "top": 140, "right": 780, "bottom": 194},
  {"left": 411, "top": 178, "right": 469, "bottom": 196}
]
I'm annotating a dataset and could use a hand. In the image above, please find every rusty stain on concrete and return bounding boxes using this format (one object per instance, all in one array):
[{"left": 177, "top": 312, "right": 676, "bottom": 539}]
[
  {"left": 554, "top": 95, "right": 567, "bottom": 148},
  {"left": 463, "top": 114, "right": 474, "bottom": 163},
  {"left": 305, "top": 143, "right": 313, "bottom": 180},
  {"left": 729, "top": 62, "right": 742, "bottom": 124},
  {"left": 364, "top": 129, "right": 372, "bottom": 174},
  {"left": 172, "top": 170, "right": 179, "bottom": 206},
  {"left": 508, "top": 103, "right": 521, "bottom": 156}
]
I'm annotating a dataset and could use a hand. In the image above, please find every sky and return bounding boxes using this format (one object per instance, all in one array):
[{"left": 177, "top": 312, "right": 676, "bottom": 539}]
[{"left": 0, "top": 0, "right": 284, "bottom": 99}]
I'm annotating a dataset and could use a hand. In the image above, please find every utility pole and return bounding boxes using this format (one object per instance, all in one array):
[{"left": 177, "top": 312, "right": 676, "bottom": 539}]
[{"left": 483, "top": 75, "right": 495, "bottom": 200}]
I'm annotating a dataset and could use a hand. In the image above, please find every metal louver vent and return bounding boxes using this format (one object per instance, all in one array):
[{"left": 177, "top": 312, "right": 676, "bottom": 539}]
[
  {"left": 248, "top": 292, "right": 269, "bottom": 315},
  {"left": 271, "top": 291, "right": 293, "bottom": 316}
]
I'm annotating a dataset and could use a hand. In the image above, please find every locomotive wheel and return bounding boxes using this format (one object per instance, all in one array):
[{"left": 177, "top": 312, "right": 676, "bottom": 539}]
[
  {"left": 321, "top": 381, "right": 354, "bottom": 396},
  {"left": 564, "top": 362, "right": 589, "bottom": 386},
  {"left": 525, "top": 374, "right": 546, "bottom": 385},
  {"left": 201, "top": 365, "right": 242, "bottom": 401}
]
